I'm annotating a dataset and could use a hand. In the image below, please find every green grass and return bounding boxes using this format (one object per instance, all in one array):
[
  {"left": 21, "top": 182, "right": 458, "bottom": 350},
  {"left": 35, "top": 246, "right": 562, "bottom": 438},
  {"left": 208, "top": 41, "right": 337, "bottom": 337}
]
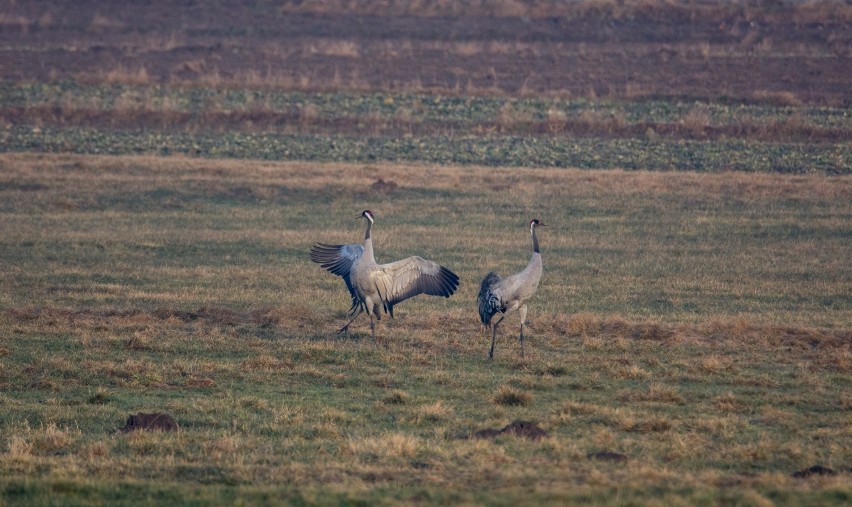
[{"left": 0, "top": 153, "right": 849, "bottom": 505}]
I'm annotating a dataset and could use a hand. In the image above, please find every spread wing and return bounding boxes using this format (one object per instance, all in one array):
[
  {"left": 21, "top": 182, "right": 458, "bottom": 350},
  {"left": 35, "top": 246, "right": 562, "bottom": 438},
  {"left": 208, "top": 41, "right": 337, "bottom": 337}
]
[
  {"left": 309, "top": 242, "right": 365, "bottom": 310},
  {"left": 372, "top": 256, "right": 459, "bottom": 312}
]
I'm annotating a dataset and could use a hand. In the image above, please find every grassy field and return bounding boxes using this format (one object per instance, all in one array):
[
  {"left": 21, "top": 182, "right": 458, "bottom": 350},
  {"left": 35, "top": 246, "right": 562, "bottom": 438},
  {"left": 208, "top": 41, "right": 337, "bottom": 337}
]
[
  {"left": 0, "top": 153, "right": 850, "bottom": 505},
  {"left": 1, "top": 0, "right": 851, "bottom": 504}
]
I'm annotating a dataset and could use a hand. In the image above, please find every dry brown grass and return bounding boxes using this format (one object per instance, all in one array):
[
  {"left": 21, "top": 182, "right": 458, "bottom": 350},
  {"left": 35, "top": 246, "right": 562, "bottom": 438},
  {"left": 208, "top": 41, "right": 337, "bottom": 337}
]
[
  {"left": 617, "top": 383, "right": 684, "bottom": 404},
  {"left": 415, "top": 401, "right": 455, "bottom": 423},
  {"left": 754, "top": 90, "right": 805, "bottom": 107},
  {"left": 381, "top": 390, "right": 411, "bottom": 405},
  {"left": 103, "top": 65, "right": 152, "bottom": 86},
  {"left": 681, "top": 104, "right": 712, "bottom": 137}
]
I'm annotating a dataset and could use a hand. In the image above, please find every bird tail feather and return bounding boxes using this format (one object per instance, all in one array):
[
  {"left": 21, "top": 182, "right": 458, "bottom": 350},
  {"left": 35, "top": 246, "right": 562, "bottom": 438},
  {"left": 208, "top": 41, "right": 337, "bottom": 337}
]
[{"left": 477, "top": 272, "right": 502, "bottom": 325}]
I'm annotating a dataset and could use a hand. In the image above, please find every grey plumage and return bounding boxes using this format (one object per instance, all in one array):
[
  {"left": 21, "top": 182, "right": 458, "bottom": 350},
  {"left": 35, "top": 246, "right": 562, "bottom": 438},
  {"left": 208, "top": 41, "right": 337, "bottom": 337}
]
[
  {"left": 478, "top": 272, "right": 503, "bottom": 327},
  {"left": 309, "top": 242, "right": 365, "bottom": 314},
  {"left": 478, "top": 219, "right": 546, "bottom": 359},
  {"left": 310, "top": 210, "right": 460, "bottom": 337}
]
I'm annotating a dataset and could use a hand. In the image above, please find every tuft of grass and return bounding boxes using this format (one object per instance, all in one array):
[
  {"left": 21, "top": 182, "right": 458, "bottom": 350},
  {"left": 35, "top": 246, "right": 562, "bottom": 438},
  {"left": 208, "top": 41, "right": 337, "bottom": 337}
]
[
  {"left": 416, "top": 401, "right": 454, "bottom": 423},
  {"left": 617, "top": 413, "right": 674, "bottom": 434},
  {"left": 681, "top": 104, "right": 712, "bottom": 137},
  {"left": 618, "top": 383, "right": 684, "bottom": 404},
  {"left": 347, "top": 433, "right": 419, "bottom": 460},
  {"left": 565, "top": 312, "right": 601, "bottom": 337},
  {"left": 492, "top": 385, "right": 533, "bottom": 407},
  {"left": 6, "top": 436, "right": 33, "bottom": 459},
  {"left": 713, "top": 392, "right": 740, "bottom": 413},
  {"left": 382, "top": 390, "right": 411, "bottom": 405},
  {"left": 87, "top": 388, "right": 111, "bottom": 405},
  {"left": 535, "top": 363, "right": 568, "bottom": 377}
]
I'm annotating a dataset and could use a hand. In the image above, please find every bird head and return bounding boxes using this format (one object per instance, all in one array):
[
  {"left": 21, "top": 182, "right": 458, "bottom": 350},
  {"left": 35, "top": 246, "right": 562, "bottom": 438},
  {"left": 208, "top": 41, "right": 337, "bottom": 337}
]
[
  {"left": 359, "top": 210, "right": 374, "bottom": 223},
  {"left": 530, "top": 218, "right": 546, "bottom": 233}
]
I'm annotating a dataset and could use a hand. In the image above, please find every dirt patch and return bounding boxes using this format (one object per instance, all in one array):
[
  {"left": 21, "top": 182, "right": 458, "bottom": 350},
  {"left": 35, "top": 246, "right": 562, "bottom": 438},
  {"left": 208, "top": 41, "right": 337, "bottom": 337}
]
[
  {"left": 153, "top": 306, "right": 275, "bottom": 326},
  {"left": 7, "top": 306, "right": 143, "bottom": 321},
  {"left": 1, "top": 2, "right": 849, "bottom": 105},
  {"left": 371, "top": 178, "right": 398, "bottom": 193},
  {"left": 587, "top": 451, "right": 629, "bottom": 462},
  {"left": 545, "top": 312, "right": 851, "bottom": 349},
  {"left": 791, "top": 465, "right": 838, "bottom": 478},
  {"left": 473, "top": 420, "right": 548, "bottom": 440},
  {"left": 119, "top": 412, "right": 179, "bottom": 433},
  {"left": 7, "top": 306, "right": 849, "bottom": 349},
  {"left": 6, "top": 305, "right": 279, "bottom": 326}
]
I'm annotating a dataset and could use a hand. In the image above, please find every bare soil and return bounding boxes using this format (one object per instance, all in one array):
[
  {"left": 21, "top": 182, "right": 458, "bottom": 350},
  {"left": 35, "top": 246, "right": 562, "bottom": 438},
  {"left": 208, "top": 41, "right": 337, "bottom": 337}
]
[
  {"left": 2, "top": 1, "right": 850, "bottom": 105},
  {"left": 474, "top": 420, "right": 549, "bottom": 440}
]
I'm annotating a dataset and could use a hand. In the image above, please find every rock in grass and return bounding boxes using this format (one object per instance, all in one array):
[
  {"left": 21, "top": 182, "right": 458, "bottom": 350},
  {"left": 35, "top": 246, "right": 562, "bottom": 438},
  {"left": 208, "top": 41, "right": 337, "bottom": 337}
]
[{"left": 119, "top": 412, "right": 179, "bottom": 433}]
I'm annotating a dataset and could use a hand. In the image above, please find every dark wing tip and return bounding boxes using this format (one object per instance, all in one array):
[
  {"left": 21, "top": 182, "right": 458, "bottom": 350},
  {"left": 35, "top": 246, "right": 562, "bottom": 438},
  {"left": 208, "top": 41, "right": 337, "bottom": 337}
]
[{"left": 439, "top": 266, "right": 460, "bottom": 297}]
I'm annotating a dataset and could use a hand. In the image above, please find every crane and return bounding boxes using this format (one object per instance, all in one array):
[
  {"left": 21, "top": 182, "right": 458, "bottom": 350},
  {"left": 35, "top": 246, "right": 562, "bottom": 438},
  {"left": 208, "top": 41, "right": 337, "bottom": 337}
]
[
  {"left": 478, "top": 219, "right": 546, "bottom": 359},
  {"left": 310, "top": 210, "right": 460, "bottom": 338}
]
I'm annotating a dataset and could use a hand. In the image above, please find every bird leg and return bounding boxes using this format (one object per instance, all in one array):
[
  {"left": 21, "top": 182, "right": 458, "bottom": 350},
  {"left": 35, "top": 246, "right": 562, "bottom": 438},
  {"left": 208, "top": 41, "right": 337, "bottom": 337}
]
[
  {"left": 337, "top": 308, "right": 363, "bottom": 334},
  {"left": 488, "top": 314, "right": 505, "bottom": 360},
  {"left": 370, "top": 314, "right": 376, "bottom": 340},
  {"left": 518, "top": 305, "right": 528, "bottom": 359}
]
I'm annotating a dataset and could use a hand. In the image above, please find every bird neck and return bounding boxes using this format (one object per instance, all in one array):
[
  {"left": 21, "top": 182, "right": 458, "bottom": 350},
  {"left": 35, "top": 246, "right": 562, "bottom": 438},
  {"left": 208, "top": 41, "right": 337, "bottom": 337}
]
[
  {"left": 531, "top": 226, "right": 540, "bottom": 254},
  {"left": 363, "top": 237, "right": 375, "bottom": 262},
  {"left": 364, "top": 218, "right": 373, "bottom": 241},
  {"left": 362, "top": 219, "right": 375, "bottom": 262}
]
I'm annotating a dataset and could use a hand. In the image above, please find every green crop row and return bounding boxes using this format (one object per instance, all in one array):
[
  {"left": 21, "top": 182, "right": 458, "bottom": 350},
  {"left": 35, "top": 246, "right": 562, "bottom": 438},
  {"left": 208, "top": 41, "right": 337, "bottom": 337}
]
[
  {"left": 2, "top": 81, "right": 850, "bottom": 128},
  {"left": 2, "top": 126, "right": 848, "bottom": 174}
]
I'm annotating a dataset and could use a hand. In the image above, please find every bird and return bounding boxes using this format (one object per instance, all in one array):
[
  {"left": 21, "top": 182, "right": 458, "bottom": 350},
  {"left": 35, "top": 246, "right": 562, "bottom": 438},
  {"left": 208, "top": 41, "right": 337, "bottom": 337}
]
[
  {"left": 478, "top": 219, "right": 546, "bottom": 360},
  {"left": 310, "top": 210, "right": 460, "bottom": 338}
]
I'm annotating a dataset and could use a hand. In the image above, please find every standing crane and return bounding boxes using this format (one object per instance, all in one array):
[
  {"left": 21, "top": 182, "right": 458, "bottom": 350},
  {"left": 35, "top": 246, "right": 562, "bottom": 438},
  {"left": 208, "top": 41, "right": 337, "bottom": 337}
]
[
  {"left": 478, "top": 219, "right": 546, "bottom": 359},
  {"left": 310, "top": 210, "right": 460, "bottom": 338}
]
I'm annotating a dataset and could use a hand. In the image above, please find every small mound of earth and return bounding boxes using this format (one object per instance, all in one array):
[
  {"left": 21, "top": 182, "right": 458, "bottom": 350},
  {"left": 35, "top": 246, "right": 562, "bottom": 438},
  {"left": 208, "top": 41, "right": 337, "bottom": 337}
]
[
  {"left": 474, "top": 420, "right": 548, "bottom": 440},
  {"left": 119, "top": 412, "right": 179, "bottom": 432},
  {"left": 587, "top": 451, "right": 629, "bottom": 462},
  {"left": 371, "top": 178, "right": 398, "bottom": 193},
  {"left": 792, "top": 465, "right": 836, "bottom": 478}
]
